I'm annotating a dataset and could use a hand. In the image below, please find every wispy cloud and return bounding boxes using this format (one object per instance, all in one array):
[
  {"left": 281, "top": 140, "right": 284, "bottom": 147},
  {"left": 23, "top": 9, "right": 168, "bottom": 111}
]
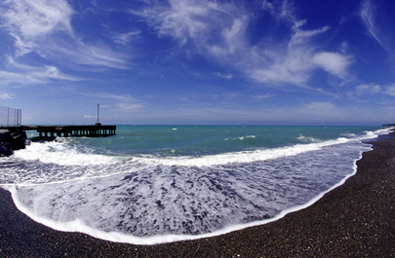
[
  {"left": 85, "top": 92, "right": 135, "bottom": 101},
  {"left": 356, "top": 83, "right": 381, "bottom": 95},
  {"left": 117, "top": 103, "right": 144, "bottom": 110},
  {"left": 83, "top": 115, "right": 95, "bottom": 119},
  {"left": 360, "top": 0, "right": 395, "bottom": 59},
  {"left": 82, "top": 92, "right": 144, "bottom": 111},
  {"left": 0, "top": 65, "right": 80, "bottom": 86},
  {"left": 1, "top": 0, "right": 74, "bottom": 55},
  {"left": 0, "top": 0, "right": 129, "bottom": 73},
  {"left": 312, "top": 52, "right": 351, "bottom": 80},
  {"left": 384, "top": 84, "right": 395, "bottom": 96},
  {"left": 254, "top": 93, "right": 276, "bottom": 99},
  {"left": 245, "top": 11, "right": 351, "bottom": 86},
  {"left": 215, "top": 72, "right": 233, "bottom": 79},
  {"left": 0, "top": 56, "right": 81, "bottom": 86},
  {"left": 130, "top": 0, "right": 224, "bottom": 46},
  {"left": 43, "top": 39, "right": 129, "bottom": 70},
  {"left": 360, "top": 0, "right": 382, "bottom": 47},
  {"left": 132, "top": 0, "right": 352, "bottom": 87},
  {"left": 0, "top": 91, "right": 13, "bottom": 100},
  {"left": 355, "top": 83, "right": 395, "bottom": 97},
  {"left": 111, "top": 30, "right": 141, "bottom": 46}
]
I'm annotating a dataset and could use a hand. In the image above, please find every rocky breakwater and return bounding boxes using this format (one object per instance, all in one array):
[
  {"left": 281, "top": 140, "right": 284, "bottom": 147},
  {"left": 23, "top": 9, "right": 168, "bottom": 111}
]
[{"left": 0, "top": 128, "right": 29, "bottom": 157}]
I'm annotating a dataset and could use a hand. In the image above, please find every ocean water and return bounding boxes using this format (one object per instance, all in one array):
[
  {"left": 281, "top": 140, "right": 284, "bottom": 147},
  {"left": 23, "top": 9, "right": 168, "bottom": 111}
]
[{"left": 0, "top": 125, "right": 390, "bottom": 244}]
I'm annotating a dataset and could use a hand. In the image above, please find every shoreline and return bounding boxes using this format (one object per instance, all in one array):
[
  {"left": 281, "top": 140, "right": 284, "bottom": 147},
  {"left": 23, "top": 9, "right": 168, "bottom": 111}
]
[{"left": 1, "top": 132, "right": 395, "bottom": 257}]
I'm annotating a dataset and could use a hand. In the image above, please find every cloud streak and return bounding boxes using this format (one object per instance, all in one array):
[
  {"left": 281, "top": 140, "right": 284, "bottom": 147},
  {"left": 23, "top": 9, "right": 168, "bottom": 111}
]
[
  {"left": 110, "top": 30, "right": 141, "bottom": 46},
  {"left": 360, "top": 0, "right": 395, "bottom": 60},
  {"left": 82, "top": 92, "right": 144, "bottom": 111},
  {"left": 0, "top": 56, "right": 81, "bottom": 87}
]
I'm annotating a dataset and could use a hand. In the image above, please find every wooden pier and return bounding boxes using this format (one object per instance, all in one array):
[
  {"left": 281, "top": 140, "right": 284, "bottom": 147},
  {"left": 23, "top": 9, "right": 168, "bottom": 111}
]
[
  {"left": 15, "top": 125, "right": 116, "bottom": 138},
  {"left": 1, "top": 105, "right": 116, "bottom": 140}
]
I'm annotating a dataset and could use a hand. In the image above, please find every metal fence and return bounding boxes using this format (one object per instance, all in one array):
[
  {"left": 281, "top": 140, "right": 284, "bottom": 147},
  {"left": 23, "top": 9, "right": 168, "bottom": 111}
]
[{"left": 0, "top": 106, "right": 22, "bottom": 127}]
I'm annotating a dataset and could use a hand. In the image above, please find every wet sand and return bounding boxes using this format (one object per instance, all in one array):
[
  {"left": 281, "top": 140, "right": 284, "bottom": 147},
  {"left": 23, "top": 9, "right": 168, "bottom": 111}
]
[{"left": 1, "top": 132, "right": 394, "bottom": 257}]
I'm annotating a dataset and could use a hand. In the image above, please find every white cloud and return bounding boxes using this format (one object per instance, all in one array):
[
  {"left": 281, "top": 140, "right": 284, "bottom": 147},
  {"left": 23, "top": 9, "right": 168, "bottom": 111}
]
[
  {"left": 0, "top": 57, "right": 81, "bottom": 86},
  {"left": 2, "top": 0, "right": 74, "bottom": 55},
  {"left": 0, "top": 92, "right": 13, "bottom": 100},
  {"left": 360, "top": 0, "right": 382, "bottom": 48},
  {"left": 220, "top": 16, "right": 249, "bottom": 55},
  {"left": 360, "top": 0, "right": 394, "bottom": 58},
  {"left": 384, "top": 84, "right": 395, "bottom": 96},
  {"left": 132, "top": 0, "right": 246, "bottom": 52},
  {"left": 134, "top": 0, "right": 351, "bottom": 87},
  {"left": 4, "top": 0, "right": 73, "bottom": 37},
  {"left": 247, "top": 24, "right": 349, "bottom": 86},
  {"left": 215, "top": 72, "right": 233, "bottom": 79},
  {"left": 111, "top": 30, "right": 141, "bottom": 46},
  {"left": 290, "top": 25, "right": 330, "bottom": 45},
  {"left": 0, "top": 0, "right": 129, "bottom": 72},
  {"left": 117, "top": 103, "right": 144, "bottom": 110},
  {"left": 312, "top": 52, "right": 351, "bottom": 79},
  {"left": 83, "top": 115, "right": 95, "bottom": 119},
  {"left": 82, "top": 92, "right": 144, "bottom": 111},
  {"left": 354, "top": 83, "right": 395, "bottom": 97},
  {"left": 356, "top": 83, "right": 381, "bottom": 95},
  {"left": 86, "top": 92, "right": 134, "bottom": 101},
  {"left": 130, "top": 0, "right": 210, "bottom": 45},
  {"left": 43, "top": 40, "right": 129, "bottom": 70},
  {"left": 254, "top": 93, "right": 276, "bottom": 99}
]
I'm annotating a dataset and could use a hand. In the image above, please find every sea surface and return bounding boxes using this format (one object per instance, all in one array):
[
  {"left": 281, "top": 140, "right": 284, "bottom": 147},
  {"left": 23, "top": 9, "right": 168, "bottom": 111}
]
[{"left": 0, "top": 125, "right": 390, "bottom": 244}]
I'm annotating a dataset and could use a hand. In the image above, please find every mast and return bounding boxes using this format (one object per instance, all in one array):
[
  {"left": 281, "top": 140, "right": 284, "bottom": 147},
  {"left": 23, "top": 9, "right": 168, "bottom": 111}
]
[{"left": 97, "top": 104, "right": 100, "bottom": 124}]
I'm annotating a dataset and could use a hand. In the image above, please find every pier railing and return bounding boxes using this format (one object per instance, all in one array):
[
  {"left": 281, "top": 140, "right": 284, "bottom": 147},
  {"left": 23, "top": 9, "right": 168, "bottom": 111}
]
[{"left": 0, "top": 106, "right": 21, "bottom": 127}]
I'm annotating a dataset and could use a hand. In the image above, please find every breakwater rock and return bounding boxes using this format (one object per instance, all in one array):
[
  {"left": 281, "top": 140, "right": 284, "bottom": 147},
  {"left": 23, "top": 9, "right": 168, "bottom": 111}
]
[{"left": 0, "top": 129, "right": 29, "bottom": 157}]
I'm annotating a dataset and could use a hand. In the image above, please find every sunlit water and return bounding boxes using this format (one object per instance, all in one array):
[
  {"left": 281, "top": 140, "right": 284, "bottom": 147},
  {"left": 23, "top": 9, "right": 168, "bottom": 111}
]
[{"left": 0, "top": 125, "right": 390, "bottom": 244}]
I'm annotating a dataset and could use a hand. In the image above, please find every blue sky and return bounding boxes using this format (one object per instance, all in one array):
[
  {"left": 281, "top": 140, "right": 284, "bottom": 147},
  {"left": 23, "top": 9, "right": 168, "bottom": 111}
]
[{"left": 0, "top": 0, "right": 394, "bottom": 125}]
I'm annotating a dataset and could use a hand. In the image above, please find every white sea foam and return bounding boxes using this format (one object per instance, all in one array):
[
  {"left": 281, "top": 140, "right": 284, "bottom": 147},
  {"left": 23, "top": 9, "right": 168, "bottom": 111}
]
[
  {"left": 4, "top": 134, "right": 353, "bottom": 170},
  {"left": 224, "top": 135, "right": 256, "bottom": 141},
  {"left": 0, "top": 127, "right": 390, "bottom": 245},
  {"left": 12, "top": 141, "right": 119, "bottom": 166},
  {"left": 138, "top": 136, "right": 350, "bottom": 167},
  {"left": 3, "top": 139, "right": 370, "bottom": 245},
  {"left": 296, "top": 135, "right": 321, "bottom": 143},
  {"left": 341, "top": 132, "right": 356, "bottom": 138}
]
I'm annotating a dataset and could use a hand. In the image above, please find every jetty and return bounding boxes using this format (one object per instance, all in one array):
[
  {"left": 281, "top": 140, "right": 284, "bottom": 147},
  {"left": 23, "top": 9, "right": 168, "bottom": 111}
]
[
  {"left": 1, "top": 105, "right": 116, "bottom": 138},
  {"left": 1, "top": 105, "right": 116, "bottom": 156},
  {"left": 19, "top": 124, "right": 116, "bottom": 138}
]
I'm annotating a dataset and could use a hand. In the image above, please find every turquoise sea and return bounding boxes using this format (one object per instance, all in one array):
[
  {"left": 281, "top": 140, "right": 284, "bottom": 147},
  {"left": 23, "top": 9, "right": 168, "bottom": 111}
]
[{"left": 0, "top": 125, "right": 390, "bottom": 244}]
